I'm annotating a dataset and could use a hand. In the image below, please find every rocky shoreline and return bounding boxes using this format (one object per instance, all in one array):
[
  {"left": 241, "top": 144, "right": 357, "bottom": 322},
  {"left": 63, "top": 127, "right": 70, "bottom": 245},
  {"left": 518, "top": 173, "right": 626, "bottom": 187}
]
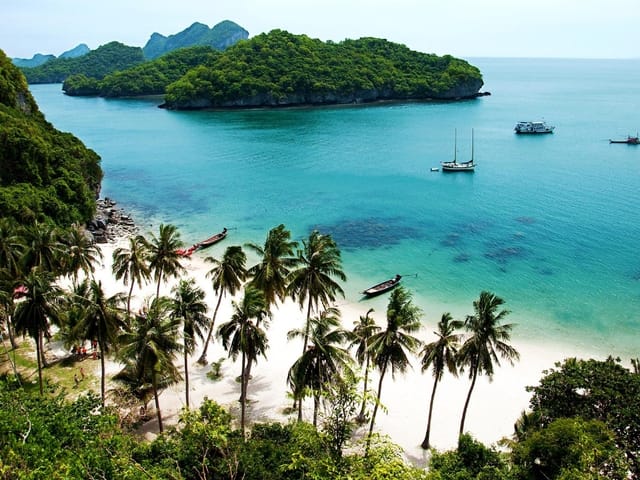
[{"left": 87, "top": 197, "right": 138, "bottom": 243}]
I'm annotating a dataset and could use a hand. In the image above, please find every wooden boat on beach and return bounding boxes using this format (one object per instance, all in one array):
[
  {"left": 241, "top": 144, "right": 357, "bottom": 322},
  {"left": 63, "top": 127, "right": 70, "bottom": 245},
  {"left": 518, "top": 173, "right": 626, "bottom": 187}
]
[
  {"left": 363, "top": 274, "right": 402, "bottom": 297},
  {"left": 196, "top": 227, "right": 228, "bottom": 249}
]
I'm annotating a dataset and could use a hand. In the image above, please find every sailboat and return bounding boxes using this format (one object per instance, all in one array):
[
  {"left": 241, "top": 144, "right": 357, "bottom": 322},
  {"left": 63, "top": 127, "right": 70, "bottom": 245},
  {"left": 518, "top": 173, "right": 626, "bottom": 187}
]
[{"left": 441, "top": 129, "right": 475, "bottom": 172}]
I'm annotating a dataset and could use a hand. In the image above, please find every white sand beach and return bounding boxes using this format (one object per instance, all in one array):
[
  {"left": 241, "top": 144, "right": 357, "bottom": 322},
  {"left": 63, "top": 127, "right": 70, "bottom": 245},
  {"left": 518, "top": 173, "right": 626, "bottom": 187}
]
[{"left": 88, "top": 241, "right": 595, "bottom": 463}]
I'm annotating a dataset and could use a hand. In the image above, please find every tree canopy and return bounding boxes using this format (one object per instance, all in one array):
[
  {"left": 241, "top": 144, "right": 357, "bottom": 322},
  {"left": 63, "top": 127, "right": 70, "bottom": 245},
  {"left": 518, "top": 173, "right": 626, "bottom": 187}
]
[{"left": 0, "top": 49, "right": 102, "bottom": 226}]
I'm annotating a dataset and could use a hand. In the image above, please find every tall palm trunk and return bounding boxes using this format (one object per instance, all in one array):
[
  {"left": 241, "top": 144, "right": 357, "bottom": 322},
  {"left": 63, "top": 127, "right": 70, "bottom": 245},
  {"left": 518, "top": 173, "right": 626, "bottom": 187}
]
[
  {"left": 357, "top": 353, "right": 371, "bottom": 422},
  {"left": 421, "top": 376, "right": 439, "bottom": 449},
  {"left": 155, "top": 271, "right": 163, "bottom": 300},
  {"left": 313, "top": 393, "right": 320, "bottom": 427},
  {"left": 126, "top": 281, "right": 135, "bottom": 318},
  {"left": 35, "top": 330, "right": 43, "bottom": 396},
  {"left": 240, "top": 351, "right": 247, "bottom": 439},
  {"left": 184, "top": 346, "right": 190, "bottom": 408},
  {"left": 367, "top": 364, "right": 387, "bottom": 453},
  {"left": 99, "top": 337, "right": 107, "bottom": 407},
  {"left": 198, "top": 294, "right": 223, "bottom": 365},
  {"left": 294, "top": 297, "right": 314, "bottom": 413},
  {"left": 7, "top": 313, "right": 18, "bottom": 349},
  {"left": 38, "top": 331, "right": 48, "bottom": 367},
  {"left": 459, "top": 365, "right": 479, "bottom": 438},
  {"left": 153, "top": 373, "right": 163, "bottom": 433}
]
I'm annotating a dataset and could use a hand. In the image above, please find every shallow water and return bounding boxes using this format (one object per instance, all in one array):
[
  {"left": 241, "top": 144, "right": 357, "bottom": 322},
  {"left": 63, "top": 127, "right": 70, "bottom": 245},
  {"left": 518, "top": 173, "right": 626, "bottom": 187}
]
[{"left": 31, "top": 57, "right": 640, "bottom": 357}]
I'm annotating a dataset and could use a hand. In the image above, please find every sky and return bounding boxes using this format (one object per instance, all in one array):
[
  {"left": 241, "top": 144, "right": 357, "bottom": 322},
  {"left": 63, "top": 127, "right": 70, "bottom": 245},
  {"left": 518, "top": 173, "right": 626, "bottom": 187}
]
[{"left": 2, "top": 0, "right": 639, "bottom": 60}]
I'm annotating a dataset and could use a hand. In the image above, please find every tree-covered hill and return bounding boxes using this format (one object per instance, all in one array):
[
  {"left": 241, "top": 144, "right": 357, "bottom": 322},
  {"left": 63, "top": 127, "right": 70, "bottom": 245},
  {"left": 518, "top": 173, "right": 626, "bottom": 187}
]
[
  {"left": 0, "top": 49, "right": 102, "bottom": 225},
  {"left": 63, "top": 46, "right": 221, "bottom": 97},
  {"left": 21, "top": 42, "right": 145, "bottom": 84},
  {"left": 163, "top": 30, "right": 484, "bottom": 109},
  {"left": 143, "top": 20, "right": 248, "bottom": 59}
]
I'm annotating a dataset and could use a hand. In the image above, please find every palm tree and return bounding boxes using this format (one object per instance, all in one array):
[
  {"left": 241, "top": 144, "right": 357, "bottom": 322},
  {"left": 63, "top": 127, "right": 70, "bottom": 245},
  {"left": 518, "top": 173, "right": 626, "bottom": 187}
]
[
  {"left": 73, "top": 280, "right": 127, "bottom": 406},
  {"left": 112, "top": 235, "right": 151, "bottom": 318},
  {"left": 287, "top": 306, "right": 352, "bottom": 425},
  {"left": 419, "top": 312, "right": 463, "bottom": 449},
  {"left": 197, "top": 245, "right": 247, "bottom": 365},
  {"left": 457, "top": 291, "right": 520, "bottom": 438},
  {"left": 367, "top": 287, "right": 422, "bottom": 450},
  {"left": 147, "top": 224, "right": 185, "bottom": 300},
  {"left": 170, "top": 278, "right": 208, "bottom": 408},
  {"left": 62, "top": 224, "right": 103, "bottom": 282},
  {"left": 20, "top": 221, "right": 64, "bottom": 275},
  {"left": 217, "top": 286, "right": 269, "bottom": 439},
  {"left": 0, "top": 218, "right": 23, "bottom": 280},
  {"left": 347, "top": 307, "right": 380, "bottom": 422},
  {"left": 13, "top": 269, "right": 62, "bottom": 395},
  {"left": 245, "top": 224, "right": 298, "bottom": 308},
  {"left": 117, "top": 296, "right": 182, "bottom": 433},
  {"left": 286, "top": 230, "right": 346, "bottom": 354}
]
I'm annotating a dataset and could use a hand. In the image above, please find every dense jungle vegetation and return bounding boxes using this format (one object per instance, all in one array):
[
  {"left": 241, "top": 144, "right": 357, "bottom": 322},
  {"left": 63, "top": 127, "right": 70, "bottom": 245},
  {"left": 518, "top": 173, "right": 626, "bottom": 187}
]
[{"left": 0, "top": 49, "right": 102, "bottom": 226}]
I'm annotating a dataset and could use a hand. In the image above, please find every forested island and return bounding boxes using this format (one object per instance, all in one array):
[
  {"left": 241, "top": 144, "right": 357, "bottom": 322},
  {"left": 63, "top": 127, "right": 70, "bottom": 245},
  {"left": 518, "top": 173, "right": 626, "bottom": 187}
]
[{"left": 163, "top": 30, "right": 484, "bottom": 109}]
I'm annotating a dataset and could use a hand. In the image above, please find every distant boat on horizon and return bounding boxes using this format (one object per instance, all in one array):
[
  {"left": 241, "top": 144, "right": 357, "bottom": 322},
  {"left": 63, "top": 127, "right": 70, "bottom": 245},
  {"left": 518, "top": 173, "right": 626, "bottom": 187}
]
[{"left": 609, "top": 134, "right": 639, "bottom": 145}]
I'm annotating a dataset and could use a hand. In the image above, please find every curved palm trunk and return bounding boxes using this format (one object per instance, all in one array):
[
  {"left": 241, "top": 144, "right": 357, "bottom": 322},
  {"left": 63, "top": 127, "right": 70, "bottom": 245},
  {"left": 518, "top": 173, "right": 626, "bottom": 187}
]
[
  {"left": 297, "top": 387, "right": 304, "bottom": 422},
  {"left": 294, "top": 297, "right": 314, "bottom": 412},
  {"left": 459, "top": 366, "right": 478, "bottom": 438},
  {"left": 184, "top": 346, "right": 190, "bottom": 408},
  {"left": 99, "top": 337, "right": 107, "bottom": 407},
  {"left": 7, "top": 313, "right": 18, "bottom": 349},
  {"left": 155, "top": 271, "right": 163, "bottom": 300},
  {"left": 197, "top": 294, "right": 223, "bottom": 365},
  {"left": 35, "top": 330, "right": 43, "bottom": 396},
  {"left": 240, "top": 351, "right": 247, "bottom": 439},
  {"left": 357, "top": 355, "right": 371, "bottom": 422},
  {"left": 366, "top": 364, "right": 387, "bottom": 453},
  {"left": 313, "top": 393, "right": 320, "bottom": 427},
  {"left": 153, "top": 372, "right": 163, "bottom": 433},
  {"left": 421, "top": 376, "right": 440, "bottom": 449},
  {"left": 126, "top": 281, "right": 135, "bottom": 318}
]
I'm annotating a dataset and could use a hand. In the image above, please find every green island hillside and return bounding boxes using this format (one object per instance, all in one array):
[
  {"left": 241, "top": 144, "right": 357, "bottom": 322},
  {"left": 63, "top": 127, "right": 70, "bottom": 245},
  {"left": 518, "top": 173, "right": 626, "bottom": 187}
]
[
  {"left": 63, "top": 46, "right": 221, "bottom": 97},
  {"left": 20, "top": 41, "right": 145, "bottom": 84},
  {"left": 163, "top": 29, "right": 484, "bottom": 110},
  {"left": 0, "top": 49, "right": 102, "bottom": 225}
]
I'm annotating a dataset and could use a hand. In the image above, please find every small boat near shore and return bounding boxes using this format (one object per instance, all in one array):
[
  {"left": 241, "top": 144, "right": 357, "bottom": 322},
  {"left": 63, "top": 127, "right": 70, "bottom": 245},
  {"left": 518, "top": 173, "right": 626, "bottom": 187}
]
[
  {"left": 514, "top": 121, "right": 555, "bottom": 134},
  {"left": 363, "top": 274, "right": 402, "bottom": 297},
  {"left": 609, "top": 135, "right": 639, "bottom": 145},
  {"left": 176, "top": 227, "right": 228, "bottom": 257}
]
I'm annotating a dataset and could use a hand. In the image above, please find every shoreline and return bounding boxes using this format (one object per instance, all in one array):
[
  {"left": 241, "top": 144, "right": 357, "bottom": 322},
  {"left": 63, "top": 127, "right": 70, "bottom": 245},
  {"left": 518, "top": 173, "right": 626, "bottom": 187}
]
[{"left": 89, "top": 238, "right": 607, "bottom": 463}]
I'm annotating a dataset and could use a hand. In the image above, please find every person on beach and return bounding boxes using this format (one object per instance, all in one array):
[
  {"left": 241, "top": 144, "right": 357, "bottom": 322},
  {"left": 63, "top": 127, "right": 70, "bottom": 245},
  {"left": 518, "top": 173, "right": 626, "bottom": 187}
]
[
  {"left": 74, "top": 374, "right": 79, "bottom": 387},
  {"left": 80, "top": 367, "right": 85, "bottom": 380}
]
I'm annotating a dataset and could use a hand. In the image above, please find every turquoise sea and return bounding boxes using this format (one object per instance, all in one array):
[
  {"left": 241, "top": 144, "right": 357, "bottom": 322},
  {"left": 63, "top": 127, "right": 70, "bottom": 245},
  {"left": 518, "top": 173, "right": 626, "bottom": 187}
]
[{"left": 31, "top": 58, "right": 640, "bottom": 357}]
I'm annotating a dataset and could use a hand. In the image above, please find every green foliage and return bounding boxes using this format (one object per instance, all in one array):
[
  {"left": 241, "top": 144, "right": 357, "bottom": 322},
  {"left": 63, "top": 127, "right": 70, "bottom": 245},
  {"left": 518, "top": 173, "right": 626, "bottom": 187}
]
[
  {"left": 428, "top": 434, "right": 512, "bottom": 480},
  {"left": 0, "top": 49, "right": 102, "bottom": 226},
  {"left": 64, "top": 46, "right": 220, "bottom": 97},
  {"left": 511, "top": 417, "right": 629, "bottom": 480},
  {"left": 164, "top": 30, "right": 483, "bottom": 108},
  {"left": 0, "top": 378, "right": 142, "bottom": 479},
  {"left": 23, "top": 42, "right": 144, "bottom": 84},
  {"left": 523, "top": 356, "right": 640, "bottom": 477}
]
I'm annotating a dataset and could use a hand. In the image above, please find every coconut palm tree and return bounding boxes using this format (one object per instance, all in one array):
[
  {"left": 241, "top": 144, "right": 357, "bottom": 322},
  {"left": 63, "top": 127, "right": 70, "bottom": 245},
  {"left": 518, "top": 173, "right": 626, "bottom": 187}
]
[
  {"left": 20, "top": 221, "right": 64, "bottom": 275},
  {"left": 13, "top": 269, "right": 62, "bottom": 395},
  {"left": 245, "top": 224, "right": 299, "bottom": 308},
  {"left": 73, "top": 279, "right": 127, "bottom": 406},
  {"left": 217, "top": 286, "right": 269, "bottom": 439},
  {"left": 62, "top": 224, "right": 103, "bottom": 282},
  {"left": 197, "top": 245, "right": 247, "bottom": 365},
  {"left": 457, "top": 291, "right": 520, "bottom": 438},
  {"left": 367, "top": 286, "right": 422, "bottom": 450},
  {"left": 287, "top": 306, "right": 352, "bottom": 425},
  {"left": 117, "top": 296, "right": 182, "bottom": 433},
  {"left": 348, "top": 307, "right": 380, "bottom": 423},
  {"left": 170, "top": 278, "right": 208, "bottom": 408},
  {"left": 112, "top": 234, "right": 151, "bottom": 318},
  {"left": 0, "top": 218, "right": 23, "bottom": 280},
  {"left": 147, "top": 224, "right": 185, "bottom": 300},
  {"left": 286, "top": 230, "right": 346, "bottom": 354},
  {"left": 419, "top": 312, "right": 463, "bottom": 449}
]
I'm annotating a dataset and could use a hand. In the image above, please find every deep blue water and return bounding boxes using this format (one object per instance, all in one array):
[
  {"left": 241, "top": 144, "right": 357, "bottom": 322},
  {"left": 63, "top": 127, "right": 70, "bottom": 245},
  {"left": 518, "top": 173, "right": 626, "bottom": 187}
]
[{"left": 30, "top": 58, "right": 640, "bottom": 356}]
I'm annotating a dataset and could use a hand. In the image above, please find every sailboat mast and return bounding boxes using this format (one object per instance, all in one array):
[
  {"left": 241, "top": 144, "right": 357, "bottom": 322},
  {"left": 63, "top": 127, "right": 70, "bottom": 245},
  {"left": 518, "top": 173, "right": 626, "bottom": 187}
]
[
  {"left": 454, "top": 129, "right": 457, "bottom": 163},
  {"left": 471, "top": 128, "right": 474, "bottom": 162}
]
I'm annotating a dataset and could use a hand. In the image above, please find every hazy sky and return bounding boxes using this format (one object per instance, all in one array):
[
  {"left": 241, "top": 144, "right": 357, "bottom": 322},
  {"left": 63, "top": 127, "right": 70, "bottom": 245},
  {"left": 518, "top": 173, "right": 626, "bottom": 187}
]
[{"left": 2, "top": 0, "right": 638, "bottom": 60}]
